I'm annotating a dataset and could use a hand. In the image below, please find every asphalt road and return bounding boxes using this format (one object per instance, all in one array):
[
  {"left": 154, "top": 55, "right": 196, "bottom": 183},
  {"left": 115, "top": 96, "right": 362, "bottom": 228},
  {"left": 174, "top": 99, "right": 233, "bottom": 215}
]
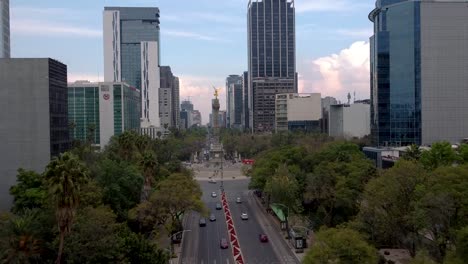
[
  {"left": 181, "top": 172, "right": 299, "bottom": 264},
  {"left": 181, "top": 180, "right": 234, "bottom": 264}
]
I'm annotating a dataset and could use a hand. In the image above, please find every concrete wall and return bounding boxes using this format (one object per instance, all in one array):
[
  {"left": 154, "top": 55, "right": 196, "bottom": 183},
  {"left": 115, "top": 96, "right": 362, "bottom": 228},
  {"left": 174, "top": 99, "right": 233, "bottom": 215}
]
[
  {"left": 0, "top": 59, "right": 53, "bottom": 210},
  {"left": 287, "top": 93, "right": 321, "bottom": 121},
  {"left": 99, "top": 83, "right": 116, "bottom": 148},
  {"left": 421, "top": 2, "right": 468, "bottom": 145},
  {"left": 329, "top": 103, "right": 370, "bottom": 139},
  {"left": 103, "top": 10, "right": 120, "bottom": 82}
]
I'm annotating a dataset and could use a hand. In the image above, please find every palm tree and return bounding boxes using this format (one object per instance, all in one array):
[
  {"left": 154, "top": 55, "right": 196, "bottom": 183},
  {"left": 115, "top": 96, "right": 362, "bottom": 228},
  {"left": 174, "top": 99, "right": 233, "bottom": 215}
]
[
  {"left": 118, "top": 131, "right": 137, "bottom": 161},
  {"left": 1, "top": 210, "right": 42, "bottom": 263},
  {"left": 139, "top": 151, "right": 158, "bottom": 202},
  {"left": 44, "top": 152, "right": 88, "bottom": 264},
  {"left": 403, "top": 144, "right": 422, "bottom": 161}
]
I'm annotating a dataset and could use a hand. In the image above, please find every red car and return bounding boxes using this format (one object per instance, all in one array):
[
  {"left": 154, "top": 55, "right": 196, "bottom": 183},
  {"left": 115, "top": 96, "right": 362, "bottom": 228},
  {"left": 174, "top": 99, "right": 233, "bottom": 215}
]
[
  {"left": 220, "top": 238, "right": 229, "bottom": 249},
  {"left": 259, "top": 234, "right": 268, "bottom": 243}
]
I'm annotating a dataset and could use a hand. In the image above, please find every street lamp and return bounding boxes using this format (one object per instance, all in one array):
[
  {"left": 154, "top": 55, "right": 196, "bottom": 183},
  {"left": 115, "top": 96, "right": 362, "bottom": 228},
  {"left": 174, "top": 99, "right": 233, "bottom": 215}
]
[
  {"left": 169, "top": 229, "right": 192, "bottom": 258},
  {"left": 272, "top": 203, "right": 290, "bottom": 238}
]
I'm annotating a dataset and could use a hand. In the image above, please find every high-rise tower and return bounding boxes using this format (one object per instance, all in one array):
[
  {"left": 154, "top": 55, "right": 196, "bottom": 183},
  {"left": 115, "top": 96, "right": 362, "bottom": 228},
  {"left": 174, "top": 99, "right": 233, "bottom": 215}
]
[
  {"left": 0, "top": 0, "right": 10, "bottom": 58},
  {"left": 103, "top": 7, "right": 161, "bottom": 128},
  {"left": 369, "top": 0, "right": 468, "bottom": 146},
  {"left": 248, "top": 0, "right": 297, "bottom": 132}
]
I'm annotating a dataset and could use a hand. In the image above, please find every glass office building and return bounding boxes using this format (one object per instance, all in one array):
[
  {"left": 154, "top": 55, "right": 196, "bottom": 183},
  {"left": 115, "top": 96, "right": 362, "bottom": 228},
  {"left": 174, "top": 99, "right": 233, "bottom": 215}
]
[
  {"left": 0, "top": 0, "right": 10, "bottom": 58},
  {"left": 248, "top": 0, "right": 297, "bottom": 132},
  {"left": 103, "top": 7, "right": 160, "bottom": 127},
  {"left": 68, "top": 82, "right": 141, "bottom": 148},
  {"left": 369, "top": 0, "right": 468, "bottom": 146}
]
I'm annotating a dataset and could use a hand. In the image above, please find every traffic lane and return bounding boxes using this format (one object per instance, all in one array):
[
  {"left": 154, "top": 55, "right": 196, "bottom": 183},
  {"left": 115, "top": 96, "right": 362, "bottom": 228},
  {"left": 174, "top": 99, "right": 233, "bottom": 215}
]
[
  {"left": 197, "top": 180, "right": 234, "bottom": 264},
  {"left": 228, "top": 193, "right": 282, "bottom": 264},
  {"left": 180, "top": 211, "right": 200, "bottom": 264},
  {"left": 247, "top": 191, "right": 300, "bottom": 264}
]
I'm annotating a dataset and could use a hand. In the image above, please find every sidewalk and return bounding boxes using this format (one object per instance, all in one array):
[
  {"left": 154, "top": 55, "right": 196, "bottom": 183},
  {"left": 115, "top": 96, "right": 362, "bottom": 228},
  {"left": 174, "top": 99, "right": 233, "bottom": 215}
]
[{"left": 253, "top": 194, "right": 308, "bottom": 263}]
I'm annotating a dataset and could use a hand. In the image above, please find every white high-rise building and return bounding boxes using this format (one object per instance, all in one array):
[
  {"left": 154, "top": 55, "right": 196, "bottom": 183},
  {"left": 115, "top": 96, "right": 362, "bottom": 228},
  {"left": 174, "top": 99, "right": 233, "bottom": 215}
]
[
  {"left": 0, "top": 0, "right": 10, "bottom": 58},
  {"left": 103, "top": 7, "right": 161, "bottom": 128}
]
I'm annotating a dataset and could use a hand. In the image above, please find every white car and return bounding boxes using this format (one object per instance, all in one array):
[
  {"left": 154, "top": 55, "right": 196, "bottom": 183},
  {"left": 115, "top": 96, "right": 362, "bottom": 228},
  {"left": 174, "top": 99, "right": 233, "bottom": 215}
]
[
  {"left": 241, "top": 213, "right": 248, "bottom": 220},
  {"left": 236, "top": 197, "right": 242, "bottom": 203},
  {"left": 209, "top": 178, "right": 217, "bottom": 184},
  {"left": 211, "top": 192, "right": 217, "bottom": 198}
]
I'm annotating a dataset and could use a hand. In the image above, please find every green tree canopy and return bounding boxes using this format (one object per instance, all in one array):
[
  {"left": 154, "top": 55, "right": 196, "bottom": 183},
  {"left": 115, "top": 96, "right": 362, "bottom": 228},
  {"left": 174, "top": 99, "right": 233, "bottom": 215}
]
[
  {"left": 357, "top": 161, "right": 428, "bottom": 253},
  {"left": 420, "top": 142, "right": 458, "bottom": 170},
  {"left": 9, "top": 169, "right": 47, "bottom": 213},
  {"left": 303, "top": 227, "right": 378, "bottom": 264}
]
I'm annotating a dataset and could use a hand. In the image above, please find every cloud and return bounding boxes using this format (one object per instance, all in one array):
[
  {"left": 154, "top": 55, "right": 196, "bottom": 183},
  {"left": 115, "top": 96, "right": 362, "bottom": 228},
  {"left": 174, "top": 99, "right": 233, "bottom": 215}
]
[
  {"left": 11, "top": 19, "right": 102, "bottom": 38},
  {"left": 179, "top": 75, "right": 226, "bottom": 124},
  {"left": 162, "top": 30, "right": 229, "bottom": 42},
  {"left": 299, "top": 41, "right": 370, "bottom": 102},
  {"left": 296, "top": 0, "right": 370, "bottom": 13},
  {"left": 68, "top": 73, "right": 102, "bottom": 83}
]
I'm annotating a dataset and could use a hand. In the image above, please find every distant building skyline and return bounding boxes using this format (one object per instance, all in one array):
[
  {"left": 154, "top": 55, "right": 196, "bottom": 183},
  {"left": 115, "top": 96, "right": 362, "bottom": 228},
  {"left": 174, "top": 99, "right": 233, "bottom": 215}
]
[
  {"left": 369, "top": 0, "right": 468, "bottom": 146},
  {"left": 0, "top": 0, "right": 10, "bottom": 58},
  {"left": 103, "top": 7, "right": 161, "bottom": 128},
  {"left": 248, "top": 0, "right": 297, "bottom": 132}
]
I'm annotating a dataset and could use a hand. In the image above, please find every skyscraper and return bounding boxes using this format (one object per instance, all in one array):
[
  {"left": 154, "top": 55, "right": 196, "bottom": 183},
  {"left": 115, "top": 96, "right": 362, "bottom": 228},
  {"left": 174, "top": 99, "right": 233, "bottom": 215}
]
[
  {"left": 0, "top": 0, "right": 10, "bottom": 58},
  {"left": 242, "top": 71, "right": 249, "bottom": 130},
  {"left": 160, "top": 66, "right": 180, "bottom": 129},
  {"left": 226, "top": 75, "right": 242, "bottom": 128},
  {"left": 248, "top": 0, "right": 297, "bottom": 132},
  {"left": 369, "top": 0, "right": 468, "bottom": 146},
  {"left": 0, "top": 58, "right": 70, "bottom": 210},
  {"left": 103, "top": 7, "right": 160, "bottom": 128}
]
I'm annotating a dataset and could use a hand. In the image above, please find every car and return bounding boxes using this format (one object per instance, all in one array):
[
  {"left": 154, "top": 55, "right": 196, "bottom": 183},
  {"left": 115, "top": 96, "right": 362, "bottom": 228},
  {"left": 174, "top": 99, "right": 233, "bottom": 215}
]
[
  {"left": 199, "top": 218, "right": 206, "bottom": 227},
  {"left": 220, "top": 238, "right": 229, "bottom": 249},
  {"left": 259, "top": 234, "right": 268, "bottom": 242},
  {"left": 216, "top": 203, "right": 222, "bottom": 210},
  {"left": 209, "top": 178, "right": 217, "bottom": 184},
  {"left": 241, "top": 213, "right": 248, "bottom": 220},
  {"left": 209, "top": 213, "right": 216, "bottom": 221},
  {"left": 236, "top": 197, "right": 242, "bottom": 203},
  {"left": 211, "top": 192, "right": 217, "bottom": 198}
]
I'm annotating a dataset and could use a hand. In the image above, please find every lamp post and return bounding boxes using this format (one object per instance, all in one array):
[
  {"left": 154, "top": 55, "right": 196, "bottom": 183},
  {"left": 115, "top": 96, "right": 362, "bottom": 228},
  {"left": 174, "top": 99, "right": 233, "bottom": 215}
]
[
  {"left": 170, "top": 229, "right": 192, "bottom": 258},
  {"left": 272, "top": 203, "right": 290, "bottom": 239}
]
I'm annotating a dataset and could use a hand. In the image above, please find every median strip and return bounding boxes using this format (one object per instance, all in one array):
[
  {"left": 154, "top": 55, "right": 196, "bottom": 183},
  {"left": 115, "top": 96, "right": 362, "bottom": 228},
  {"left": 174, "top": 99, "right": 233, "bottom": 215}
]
[{"left": 221, "top": 192, "right": 245, "bottom": 264}]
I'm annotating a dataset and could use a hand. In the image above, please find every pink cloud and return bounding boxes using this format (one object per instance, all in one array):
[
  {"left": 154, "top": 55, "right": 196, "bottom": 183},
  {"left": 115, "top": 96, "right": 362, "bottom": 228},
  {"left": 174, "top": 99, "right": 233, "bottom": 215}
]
[{"left": 299, "top": 41, "right": 370, "bottom": 102}]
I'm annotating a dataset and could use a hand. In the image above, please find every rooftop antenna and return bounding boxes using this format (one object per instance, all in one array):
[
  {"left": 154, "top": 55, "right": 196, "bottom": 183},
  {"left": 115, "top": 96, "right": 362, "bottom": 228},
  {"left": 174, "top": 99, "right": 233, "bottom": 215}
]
[{"left": 347, "top": 92, "right": 351, "bottom": 105}]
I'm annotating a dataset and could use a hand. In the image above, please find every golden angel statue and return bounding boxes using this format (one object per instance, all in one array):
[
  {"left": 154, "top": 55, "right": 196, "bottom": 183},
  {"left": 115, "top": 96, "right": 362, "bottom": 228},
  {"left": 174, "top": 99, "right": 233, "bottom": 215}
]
[{"left": 213, "top": 86, "right": 220, "bottom": 98}]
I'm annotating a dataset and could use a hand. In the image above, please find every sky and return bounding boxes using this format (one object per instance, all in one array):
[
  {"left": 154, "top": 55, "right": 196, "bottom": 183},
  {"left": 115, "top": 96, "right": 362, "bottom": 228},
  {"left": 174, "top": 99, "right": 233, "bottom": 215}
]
[{"left": 10, "top": 0, "right": 376, "bottom": 123}]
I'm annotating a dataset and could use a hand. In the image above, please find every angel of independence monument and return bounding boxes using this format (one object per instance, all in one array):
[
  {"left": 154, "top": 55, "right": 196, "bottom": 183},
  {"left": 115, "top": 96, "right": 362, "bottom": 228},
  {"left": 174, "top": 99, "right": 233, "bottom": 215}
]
[{"left": 210, "top": 88, "right": 224, "bottom": 190}]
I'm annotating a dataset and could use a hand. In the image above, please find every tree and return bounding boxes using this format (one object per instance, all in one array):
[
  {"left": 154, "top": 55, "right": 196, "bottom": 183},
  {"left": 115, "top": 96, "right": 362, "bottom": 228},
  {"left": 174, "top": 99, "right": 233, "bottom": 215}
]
[
  {"left": 357, "top": 161, "right": 428, "bottom": 255},
  {"left": 0, "top": 210, "right": 43, "bottom": 264},
  {"left": 139, "top": 151, "right": 159, "bottom": 202},
  {"left": 9, "top": 169, "right": 47, "bottom": 213},
  {"left": 413, "top": 165, "right": 468, "bottom": 261},
  {"left": 458, "top": 144, "right": 468, "bottom": 164},
  {"left": 95, "top": 159, "right": 143, "bottom": 219},
  {"left": 403, "top": 144, "right": 423, "bottom": 161},
  {"left": 304, "top": 154, "right": 376, "bottom": 227},
  {"left": 264, "top": 165, "right": 301, "bottom": 212},
  {"left": 133, "top": 173, "right": 205, "bottom": 236},
  {"left": 61, "top": 206, "right": 126, "bottom": 263},
  {"left": 120, "top": 228, "right": 169, "bottom": 264},
  {"left": 410, "top": 251, "right": 437, "bottom": 264},
  {"left": 303, "top": 227, "right": 378, "bottom": 264},
  {"left": 44, "top": 152, "right": 89, "bottom": 264},
  {"left": 420, "top": 142, "right": 458, "bottom": 170}
]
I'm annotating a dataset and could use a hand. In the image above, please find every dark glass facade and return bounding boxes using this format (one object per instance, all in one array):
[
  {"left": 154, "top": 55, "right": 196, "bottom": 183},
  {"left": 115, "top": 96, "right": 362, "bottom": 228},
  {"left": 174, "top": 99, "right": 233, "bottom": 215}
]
[
  {"left": 68, "top": 86, "right": 100, "bottom": 144},
  {"left": 248, "top": 0, "right": 297, "bottom": 132},
  {"left": 248, "top": 0, "right": 295, "bottom": 79},
  {"left": 48, "top": 59, "right": 70, "bottom": 157},
  {"left": 105, "top": 7, "right": 160, "bottom": 89},
  {"left": 370, "top": 1, "right": 422, "bottom": 146}
]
